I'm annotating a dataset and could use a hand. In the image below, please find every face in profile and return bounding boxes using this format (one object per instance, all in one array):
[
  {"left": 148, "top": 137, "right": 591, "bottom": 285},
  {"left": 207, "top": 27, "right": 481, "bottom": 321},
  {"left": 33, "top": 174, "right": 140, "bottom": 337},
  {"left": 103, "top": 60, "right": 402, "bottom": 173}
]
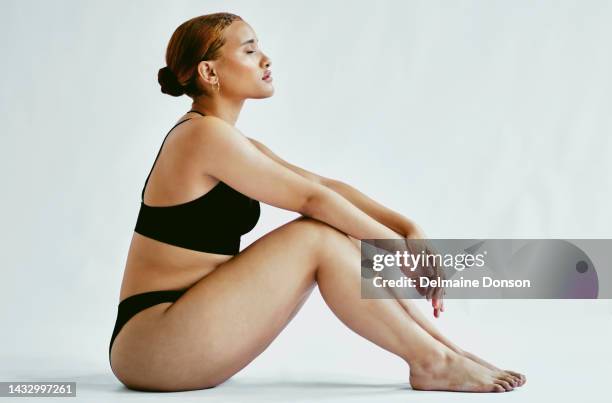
[{"left": 199, "top": 20, "right": 274, "bottom": 100}]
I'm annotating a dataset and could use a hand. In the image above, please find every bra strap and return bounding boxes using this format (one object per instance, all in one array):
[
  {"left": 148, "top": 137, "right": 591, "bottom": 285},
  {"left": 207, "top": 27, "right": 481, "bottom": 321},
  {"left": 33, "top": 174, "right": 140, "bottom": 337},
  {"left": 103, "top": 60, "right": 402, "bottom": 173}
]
[
  {"left": 187, "top": 109, "right": 206, "bottom": 117},
  {"left": 141, "top": 117, "right": 194, "bottom": 201},
  {"left": 141, "top": 111, "right": 206, "bottom": 201}
]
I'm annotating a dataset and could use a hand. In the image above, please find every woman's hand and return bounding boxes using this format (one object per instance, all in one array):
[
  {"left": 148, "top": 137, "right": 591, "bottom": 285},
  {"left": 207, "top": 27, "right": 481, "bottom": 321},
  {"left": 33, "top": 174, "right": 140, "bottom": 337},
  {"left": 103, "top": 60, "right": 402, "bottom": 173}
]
[{"left": 404, "top": 226, "right": 446, "bottom": 318}]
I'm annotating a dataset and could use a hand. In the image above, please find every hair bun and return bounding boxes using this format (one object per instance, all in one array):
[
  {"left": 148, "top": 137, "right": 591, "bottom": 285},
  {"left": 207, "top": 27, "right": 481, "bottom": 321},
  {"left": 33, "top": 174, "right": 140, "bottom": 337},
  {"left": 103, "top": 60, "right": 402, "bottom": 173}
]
[{"left": 158, "top": 66, "right": 185, "bottom": 96}]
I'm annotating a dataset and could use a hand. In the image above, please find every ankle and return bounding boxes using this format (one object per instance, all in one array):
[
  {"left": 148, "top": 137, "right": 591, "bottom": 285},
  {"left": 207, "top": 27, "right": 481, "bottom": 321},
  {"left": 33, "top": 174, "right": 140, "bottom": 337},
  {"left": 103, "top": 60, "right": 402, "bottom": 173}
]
[{"left": 409, "top": 346, "right": 454, "bottom": 373}]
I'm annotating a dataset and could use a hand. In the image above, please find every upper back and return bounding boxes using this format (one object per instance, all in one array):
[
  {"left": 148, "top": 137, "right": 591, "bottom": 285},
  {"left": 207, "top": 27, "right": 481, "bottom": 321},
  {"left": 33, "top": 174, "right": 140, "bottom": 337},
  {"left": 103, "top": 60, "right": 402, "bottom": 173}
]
[{"left": 134, "top": 110, "right": 261, "bottom": 255}]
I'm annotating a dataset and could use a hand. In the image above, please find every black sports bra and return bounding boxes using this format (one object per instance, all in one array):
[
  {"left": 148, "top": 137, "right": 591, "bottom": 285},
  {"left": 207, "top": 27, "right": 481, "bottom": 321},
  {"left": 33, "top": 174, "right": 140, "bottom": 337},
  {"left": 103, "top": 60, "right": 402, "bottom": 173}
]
[{"left": 134, "top": 110, "right": 260, "bottom": 255}]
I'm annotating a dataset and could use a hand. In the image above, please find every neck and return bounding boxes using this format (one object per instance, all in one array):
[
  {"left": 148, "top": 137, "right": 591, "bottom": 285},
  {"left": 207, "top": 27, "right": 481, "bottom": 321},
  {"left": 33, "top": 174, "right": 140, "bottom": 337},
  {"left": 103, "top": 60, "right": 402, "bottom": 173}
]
[{"left": 191, "top": 95, "right": 245, "bottom": 126}]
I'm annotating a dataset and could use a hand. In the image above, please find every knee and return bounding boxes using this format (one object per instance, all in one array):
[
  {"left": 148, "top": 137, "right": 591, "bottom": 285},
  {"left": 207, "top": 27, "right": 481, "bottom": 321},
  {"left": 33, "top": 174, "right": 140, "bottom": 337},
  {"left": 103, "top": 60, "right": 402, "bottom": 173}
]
[
  {"left": 292, "top": 215, "right": 353, "bottom": 252},
  {"left": 292, "top": 215, "right": 347, "bottom": 241}
]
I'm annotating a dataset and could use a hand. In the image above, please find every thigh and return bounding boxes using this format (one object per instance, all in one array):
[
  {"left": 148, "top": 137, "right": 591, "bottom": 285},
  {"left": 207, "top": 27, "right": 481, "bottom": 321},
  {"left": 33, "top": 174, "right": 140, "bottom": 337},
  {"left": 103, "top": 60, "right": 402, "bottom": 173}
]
[{"left": 113, "top": 216, "right": 335, "bottom": 390}]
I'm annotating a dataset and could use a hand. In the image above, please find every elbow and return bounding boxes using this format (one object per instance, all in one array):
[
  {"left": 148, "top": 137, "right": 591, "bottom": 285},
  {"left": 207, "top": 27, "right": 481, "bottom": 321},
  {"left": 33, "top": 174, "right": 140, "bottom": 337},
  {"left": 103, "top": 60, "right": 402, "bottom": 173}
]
[{"left": 300, "top": 185, "right": 329, "bottom": 218}]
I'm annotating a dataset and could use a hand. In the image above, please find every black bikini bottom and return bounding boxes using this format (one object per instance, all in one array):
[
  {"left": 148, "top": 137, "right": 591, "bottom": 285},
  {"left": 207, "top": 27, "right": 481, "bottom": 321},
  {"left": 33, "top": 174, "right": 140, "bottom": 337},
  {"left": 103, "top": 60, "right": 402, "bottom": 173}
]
[{"left": 109, "top": 289, "right": 188, "bottom": 364}]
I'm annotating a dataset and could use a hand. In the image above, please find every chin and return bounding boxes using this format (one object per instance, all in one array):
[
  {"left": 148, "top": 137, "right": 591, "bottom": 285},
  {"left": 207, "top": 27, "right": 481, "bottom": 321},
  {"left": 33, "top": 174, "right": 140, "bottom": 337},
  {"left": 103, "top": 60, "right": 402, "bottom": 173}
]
[{"left": 251, "top": 87, "right": 275, "bottom": 99}]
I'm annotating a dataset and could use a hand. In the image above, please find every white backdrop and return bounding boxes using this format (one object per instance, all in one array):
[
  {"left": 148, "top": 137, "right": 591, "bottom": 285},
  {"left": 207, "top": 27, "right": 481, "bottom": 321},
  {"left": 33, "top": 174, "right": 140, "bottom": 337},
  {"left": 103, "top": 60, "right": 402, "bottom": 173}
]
[{"left": 1, "top": 1, "right": 611, "bottom": 402}]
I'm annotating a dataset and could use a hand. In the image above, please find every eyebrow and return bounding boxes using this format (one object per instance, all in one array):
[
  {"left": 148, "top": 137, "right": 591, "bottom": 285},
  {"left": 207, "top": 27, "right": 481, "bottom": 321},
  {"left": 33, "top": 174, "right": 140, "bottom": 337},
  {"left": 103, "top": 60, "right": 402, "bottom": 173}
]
[{"left": 240, "top": 38, "right": 258, "bottom": 46}]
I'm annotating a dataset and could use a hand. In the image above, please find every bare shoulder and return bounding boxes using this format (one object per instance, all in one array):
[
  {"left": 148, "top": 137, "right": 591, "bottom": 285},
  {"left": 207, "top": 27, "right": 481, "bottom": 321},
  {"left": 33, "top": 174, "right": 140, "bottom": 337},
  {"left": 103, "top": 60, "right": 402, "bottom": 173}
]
[
  {"left": 181, "top": 115, "right": 249, "bottom": 150},
  {"left": 169, "top": 116, "right": 321, "bottom": 213},
  {"left": 180, "top": 115, "right": 234, "bottom": 140},
  {"left": 178, "top": 116, "right": 266, "bottom": 178}
]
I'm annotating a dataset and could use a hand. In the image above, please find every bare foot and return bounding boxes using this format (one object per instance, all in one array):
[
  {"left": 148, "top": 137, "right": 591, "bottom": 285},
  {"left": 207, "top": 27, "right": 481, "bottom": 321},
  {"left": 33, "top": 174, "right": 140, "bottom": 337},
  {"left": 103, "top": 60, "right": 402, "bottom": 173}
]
[
  {"left": 409, "top": 350, "right": 515, "bottom": 392},
  {"left": 461, "top": 349, "right": 526, "bottom": 387}
]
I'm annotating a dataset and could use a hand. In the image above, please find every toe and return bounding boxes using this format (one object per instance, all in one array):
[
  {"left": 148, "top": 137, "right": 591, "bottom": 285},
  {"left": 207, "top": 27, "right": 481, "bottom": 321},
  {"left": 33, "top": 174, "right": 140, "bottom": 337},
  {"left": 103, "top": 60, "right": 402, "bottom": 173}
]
[
  {"left": 496, "top": 379, "right": 513, "bottom": 391},
  {"left": 506, "top": 370, "right": 525, "bottom": 386},
  {"left": 494, "top": 370, "right": 515, "bottom": 385},
  {"left": 504, "top": 374, "right": 518, "bottom": 387}
]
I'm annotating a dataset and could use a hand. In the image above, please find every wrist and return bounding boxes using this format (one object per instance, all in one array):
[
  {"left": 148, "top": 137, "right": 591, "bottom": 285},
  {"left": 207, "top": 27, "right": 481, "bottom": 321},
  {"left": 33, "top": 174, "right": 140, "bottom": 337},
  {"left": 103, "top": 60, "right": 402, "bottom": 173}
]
[
  {"left": 404, "top": 221, "right": 425, "bottom": 239},
  {"left": 400, "top": 219, "right": 416, "bottom": 238}
]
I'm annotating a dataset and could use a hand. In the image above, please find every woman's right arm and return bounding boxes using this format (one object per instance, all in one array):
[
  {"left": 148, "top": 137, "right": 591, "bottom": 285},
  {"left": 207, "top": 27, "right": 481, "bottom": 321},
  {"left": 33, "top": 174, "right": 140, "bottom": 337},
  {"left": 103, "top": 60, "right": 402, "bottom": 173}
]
[{"left": 188, "top": 117, "right": 402, "bottom": 241}]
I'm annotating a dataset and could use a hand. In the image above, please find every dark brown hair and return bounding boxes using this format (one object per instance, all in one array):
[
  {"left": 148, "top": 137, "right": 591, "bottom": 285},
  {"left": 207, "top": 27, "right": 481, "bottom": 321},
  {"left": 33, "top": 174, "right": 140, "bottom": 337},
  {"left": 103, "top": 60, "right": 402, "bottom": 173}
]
[{"left": 158, "top": 12, "right": 243, "bottom": 97}]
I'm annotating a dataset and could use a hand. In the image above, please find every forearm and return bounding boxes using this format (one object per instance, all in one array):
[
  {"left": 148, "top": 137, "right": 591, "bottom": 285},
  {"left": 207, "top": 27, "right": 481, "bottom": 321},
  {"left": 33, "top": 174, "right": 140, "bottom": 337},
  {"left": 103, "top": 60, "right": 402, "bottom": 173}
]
[
  {"left": 303, "top": 185, "right": 404, "bottom": 241},
  {"left": 322, "top": 179, "right": 417, "bottom": 237}
]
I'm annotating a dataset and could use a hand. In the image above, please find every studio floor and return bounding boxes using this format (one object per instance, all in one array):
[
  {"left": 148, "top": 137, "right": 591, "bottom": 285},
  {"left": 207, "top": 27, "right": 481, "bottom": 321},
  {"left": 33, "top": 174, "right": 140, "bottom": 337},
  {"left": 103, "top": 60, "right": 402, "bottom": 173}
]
[
  {"left": 0, "top": 357, "right": 609, "bottom": 403},
  {"left": 2, "top": 299, "right": 611, "bottom": 403}
]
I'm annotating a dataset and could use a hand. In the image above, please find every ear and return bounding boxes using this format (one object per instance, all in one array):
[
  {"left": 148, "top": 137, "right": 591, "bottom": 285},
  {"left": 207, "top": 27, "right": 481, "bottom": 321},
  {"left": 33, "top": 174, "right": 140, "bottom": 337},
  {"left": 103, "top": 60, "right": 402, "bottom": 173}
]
[{"left": 196, "top": 60, "right": 219, "bottom": 85}]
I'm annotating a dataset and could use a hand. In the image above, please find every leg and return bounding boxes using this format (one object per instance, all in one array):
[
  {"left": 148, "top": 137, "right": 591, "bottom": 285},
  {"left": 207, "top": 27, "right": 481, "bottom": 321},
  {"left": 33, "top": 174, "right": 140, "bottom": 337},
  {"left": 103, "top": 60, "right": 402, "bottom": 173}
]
[
  {"left": 110, "top": 217, "right": 511, "bottom": 392},
  {"left": 345, "top": 235, "right": 525, "bottom": 387},
  {"left": 111, "top": 216, "right": 323, "bottom": 391},
  {"left": 316, "top": 228, "right": 514, "bottom": 392},
  {"left": 396, "top": 296, "right": 526, "bottom": 386}
]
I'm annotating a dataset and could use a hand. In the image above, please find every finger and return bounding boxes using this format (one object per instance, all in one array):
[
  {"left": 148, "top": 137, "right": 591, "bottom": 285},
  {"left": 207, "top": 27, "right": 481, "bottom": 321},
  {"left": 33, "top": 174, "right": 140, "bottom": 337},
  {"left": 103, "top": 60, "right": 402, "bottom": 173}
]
[
  {"left": 434, "top": 289, "right": 443, "bottom": 311},
  {"left": 432, "top": 297, "right": 443, "bottom": 313},
  {"left": 434, "top": 285, "right": 443, "bottom": 302},
  {"left": 427, "top": 286, "right": 435, "bottom": 301},
  {"left": 433, "top": 295, "right": 443, "bottom": 311}
]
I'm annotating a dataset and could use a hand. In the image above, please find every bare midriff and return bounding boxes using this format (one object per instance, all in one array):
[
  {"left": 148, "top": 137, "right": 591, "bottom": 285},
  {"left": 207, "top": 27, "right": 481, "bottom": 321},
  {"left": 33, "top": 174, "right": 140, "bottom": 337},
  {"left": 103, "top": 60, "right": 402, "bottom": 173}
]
[{"left": 118, "top": 232, "right": 232, "bottom": 303}]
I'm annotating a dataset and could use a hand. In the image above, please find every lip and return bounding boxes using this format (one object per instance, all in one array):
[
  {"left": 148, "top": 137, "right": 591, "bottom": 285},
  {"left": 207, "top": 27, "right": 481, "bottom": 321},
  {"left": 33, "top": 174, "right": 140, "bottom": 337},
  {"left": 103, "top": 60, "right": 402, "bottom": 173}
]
[{"left": 262, "top": 71, "right": 272, "bottom": 80}]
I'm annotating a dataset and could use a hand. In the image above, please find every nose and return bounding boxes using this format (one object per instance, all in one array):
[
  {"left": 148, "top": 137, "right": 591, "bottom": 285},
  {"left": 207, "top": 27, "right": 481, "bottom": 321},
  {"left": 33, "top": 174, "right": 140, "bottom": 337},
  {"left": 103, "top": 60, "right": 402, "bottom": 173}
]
[{"left": 262, "top": 54, "right": 272, "bottom": 68}]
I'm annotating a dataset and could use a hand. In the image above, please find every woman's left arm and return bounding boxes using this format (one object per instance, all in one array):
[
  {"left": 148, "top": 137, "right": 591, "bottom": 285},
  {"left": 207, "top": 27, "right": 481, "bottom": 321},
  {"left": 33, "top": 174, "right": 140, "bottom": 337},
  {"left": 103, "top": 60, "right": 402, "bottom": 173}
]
[
  {"left": 329, "top": 180, "right": 445, "bottom": 316},
  {"left": 249, "top": 136, "right": 443, "bottom": 316},
  {"left": 322, "top": 179, "right": 418, "bottom": 238},
  {"left": 248, "top": 137, "right": 417, "bottom": 237}
]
